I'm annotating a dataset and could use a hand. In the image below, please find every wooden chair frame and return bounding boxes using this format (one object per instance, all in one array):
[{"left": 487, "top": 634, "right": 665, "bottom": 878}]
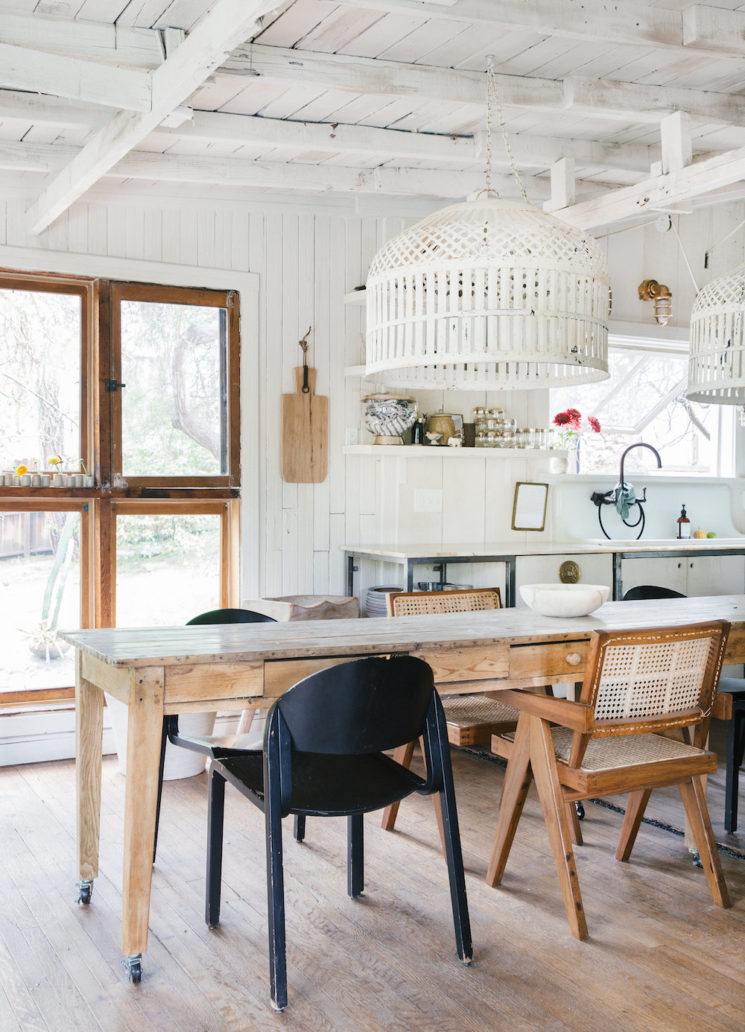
[{"left": 487, "top": 621, "right": 731, "bottom": 940}]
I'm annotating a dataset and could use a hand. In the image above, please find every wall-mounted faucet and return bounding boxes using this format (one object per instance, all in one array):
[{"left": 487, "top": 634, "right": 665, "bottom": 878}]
[{"left": 590, "top": 442, "right": 663, "bottom": 540}]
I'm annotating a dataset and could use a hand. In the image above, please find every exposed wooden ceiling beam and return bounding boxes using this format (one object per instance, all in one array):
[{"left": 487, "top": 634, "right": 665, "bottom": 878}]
[
  {"left": 26, "top": 0, "right": 288, "bottom": 235},
  {"left": 338, "top": 0, "right": 745, "bottom": 57},
  {"left": 557, "top": 144, "right": 745, "bottom": 231},
  {"left": 0, "top": 138, "right": 548, "bottom": 199},
  {"left": 0, "top": 11, "right": 166, "bottom": 66},
  {"left": 0, "top": 90, "right": 111, "bottom": 129},
  {"left": 0, "top": 42, "right": 152, "bottom": 112},
  {"left": 231, "top": 45, "right": 745, "bottom": 128},
  {"left": 155, "top": 110, "right": 652, "bottom": 175}
]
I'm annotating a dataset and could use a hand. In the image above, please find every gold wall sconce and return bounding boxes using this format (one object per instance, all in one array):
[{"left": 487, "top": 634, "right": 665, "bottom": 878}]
[{"left": 638, "top": 279, "right": 673, "bottom": 326}]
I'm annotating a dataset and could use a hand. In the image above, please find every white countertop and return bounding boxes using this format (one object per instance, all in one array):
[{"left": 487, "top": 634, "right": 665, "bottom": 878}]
[{"left": 342, "top": 539, "right": 745, "bottom": 558}]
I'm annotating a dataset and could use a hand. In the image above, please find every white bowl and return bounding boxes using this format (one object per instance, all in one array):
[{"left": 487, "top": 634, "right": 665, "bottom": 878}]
[{"left": 520, "top": 583, "right": 610, "bottom": 618}]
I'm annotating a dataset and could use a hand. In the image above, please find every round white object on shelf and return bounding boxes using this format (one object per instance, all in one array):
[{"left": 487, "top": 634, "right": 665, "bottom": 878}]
[{"left": 520, "top": 583, "right": 610, "bottom": 618}]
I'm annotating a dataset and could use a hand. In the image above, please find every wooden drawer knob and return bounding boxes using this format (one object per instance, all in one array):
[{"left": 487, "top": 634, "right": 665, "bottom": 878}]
[{"left": 565, "top": 652, "right": 582, "bottom": 666}]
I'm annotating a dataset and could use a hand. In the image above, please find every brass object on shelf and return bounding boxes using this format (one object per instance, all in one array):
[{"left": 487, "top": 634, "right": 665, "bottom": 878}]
[{"left": 559, "top": 560, "right": 580, "bottom": 584}]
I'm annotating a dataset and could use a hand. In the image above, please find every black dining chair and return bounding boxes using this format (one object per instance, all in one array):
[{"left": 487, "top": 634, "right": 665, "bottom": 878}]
[
  {"left": 153, "top": 607, "right": 276, "bottom": 861},
  {"left": 205, "top": 655, "right": 472, "bottom": 1012},
  {"left": 623, "top": 584, "right": 745, "bottom": 831}
]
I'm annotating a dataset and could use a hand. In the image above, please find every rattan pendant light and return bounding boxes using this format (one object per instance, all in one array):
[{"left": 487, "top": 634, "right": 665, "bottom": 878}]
[
  {"left": 365, "top": 65, "right": 611, "bottom": 391},
  {"left": 687, "top": 263, "right": 745, "bottom": 404}
]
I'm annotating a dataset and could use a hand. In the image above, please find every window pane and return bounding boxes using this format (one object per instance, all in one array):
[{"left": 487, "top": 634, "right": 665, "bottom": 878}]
[
  {"left": 551, "top": 346, "right": 735, "bottom": 476},
  {"left": 0, "top": 288, "right": 81, "bottom": 471},
  {"left": 120, "top": 301, "right": 226, "bottom": 476},
  {"left": 115, "top": 513, "right": 221, "bottom": 626},
  {"left": 0, "top": 511, "right": 81, "bottom": 692}
]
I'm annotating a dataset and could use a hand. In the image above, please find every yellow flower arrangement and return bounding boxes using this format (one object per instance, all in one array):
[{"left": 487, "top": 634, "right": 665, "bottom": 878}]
[
  {"left": 15, "top": 464, "right": 27, "bottom": 476},
  {"left": 47, "top": 454, "right": 63, "bottom": 468}
]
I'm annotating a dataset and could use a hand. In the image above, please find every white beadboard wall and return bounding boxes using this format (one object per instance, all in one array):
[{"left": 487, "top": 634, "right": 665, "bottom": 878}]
[{"left": 2, "top": 192, "right": 745, "bottom": 606}]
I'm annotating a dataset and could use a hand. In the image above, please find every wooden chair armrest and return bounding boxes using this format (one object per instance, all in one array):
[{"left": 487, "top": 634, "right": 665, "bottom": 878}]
[{"left": 498, "top": 689, "right": 593, "bottom": 732}]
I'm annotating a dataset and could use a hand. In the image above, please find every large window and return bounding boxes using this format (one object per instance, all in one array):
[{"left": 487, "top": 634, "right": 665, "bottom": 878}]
[
  {"left": 0, "top": 271, "right": 241, "bottom": 705},
  {"left": 551, "top": 341, "right": 735, "bottom": 476}
]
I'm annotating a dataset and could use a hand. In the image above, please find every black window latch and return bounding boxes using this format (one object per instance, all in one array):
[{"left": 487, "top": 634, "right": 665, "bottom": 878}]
[{"left": 104, "top": 378, "right": 126, "bottom": 392}]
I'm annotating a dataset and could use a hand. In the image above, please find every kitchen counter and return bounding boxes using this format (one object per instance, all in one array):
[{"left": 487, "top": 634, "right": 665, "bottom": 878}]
[{"left": 342, "top": 539, "right": 745, "bottom": 605}]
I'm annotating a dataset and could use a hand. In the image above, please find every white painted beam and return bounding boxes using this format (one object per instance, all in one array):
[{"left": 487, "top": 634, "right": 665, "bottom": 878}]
[
  {"left": 543, "top": 158, "right": 575, "bottom": 213},
  {"left": 26, "top": 0, "right": 288, "bottom": 235},
  {"left": 682, "top": 5, "right": 745, "bottom": 57},
  {"left": 0, "top": 42, "right": 151, "bottom": 112},
  {"left": 236, "top": 45, "right": 745, "bottom": 128},
  {"left": 660, "top": 112, "right": 692, "bottom": 174},
  {"left": 0, "top": 11, "right": 165, "bottom": 66},
  {"left": 338, "top": 0, "right": 687, "bottom": 50},
  {"left": 558, "top": 144, "right": 745, "bottom": 230},
  {"left": 0, "top": 91, "right": 110, "bottom": 129}
]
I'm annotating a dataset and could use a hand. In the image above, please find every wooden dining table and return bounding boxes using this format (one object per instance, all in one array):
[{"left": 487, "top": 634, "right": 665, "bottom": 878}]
[{"left": 61, "top": 593, "right": 745, "bottom": 979}]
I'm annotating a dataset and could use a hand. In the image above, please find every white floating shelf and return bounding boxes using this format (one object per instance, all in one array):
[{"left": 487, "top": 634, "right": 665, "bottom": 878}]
[
  {"left": 344, "top": 445, "right": 566, "bottom": 459},
  {"left": 344, "top": 289, "right": 367, "bottom": 306}
]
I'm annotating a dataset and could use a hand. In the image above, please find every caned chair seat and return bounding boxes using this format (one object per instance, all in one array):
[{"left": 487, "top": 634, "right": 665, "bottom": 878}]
[
  {"left": 487, "top": 621, "right": 732, "bottom": 940},
  {"left": 443, "top": 694, "right": 520, "bottom": 746}
]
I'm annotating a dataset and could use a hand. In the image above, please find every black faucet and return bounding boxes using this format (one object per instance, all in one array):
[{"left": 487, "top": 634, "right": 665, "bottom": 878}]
[
  {"left": 590, "top": 442, "right": 662, "bottom": 539},
  {"left": 619, "top": 442, "right": 662, "bottom": 490}
]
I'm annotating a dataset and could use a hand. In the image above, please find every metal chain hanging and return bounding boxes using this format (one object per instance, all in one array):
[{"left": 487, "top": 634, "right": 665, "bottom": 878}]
[{"left": 485, "top": 57, "right": 528, "bottom": 202}]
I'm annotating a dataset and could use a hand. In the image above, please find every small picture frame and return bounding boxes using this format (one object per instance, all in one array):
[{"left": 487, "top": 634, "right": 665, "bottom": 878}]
[{"left": 512, "top": 481, "right": 549, "bottom": 532}]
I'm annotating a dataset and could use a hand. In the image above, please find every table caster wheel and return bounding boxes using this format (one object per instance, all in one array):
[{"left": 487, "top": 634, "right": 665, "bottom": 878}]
[
  {"left": 76, "top": 880, "right": 93, "bottom": 905},
  {"left": 575, "top": 802, "right": 585, "bottom": 821},
  {"left": 123, "top": 954, "right": 142, "bottom": 983}
]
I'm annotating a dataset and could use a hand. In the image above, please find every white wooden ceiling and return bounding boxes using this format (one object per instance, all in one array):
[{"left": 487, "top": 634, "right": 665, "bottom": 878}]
[{"left": 3, "top": 0, "right": 745, "bottom": 233}]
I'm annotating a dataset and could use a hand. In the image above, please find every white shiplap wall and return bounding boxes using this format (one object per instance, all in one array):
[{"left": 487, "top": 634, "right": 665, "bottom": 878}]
[{"left": 2, "top": 193, "right": 745, "bottom": 605}]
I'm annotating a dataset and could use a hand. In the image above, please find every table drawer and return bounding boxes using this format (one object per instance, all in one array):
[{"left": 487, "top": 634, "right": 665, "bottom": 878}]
[
  {"left": 509, "top": 640, "right": 590, "bottom": 681},
  {"left": 412, "top": 644, "right": 509, "bottom": 683}
]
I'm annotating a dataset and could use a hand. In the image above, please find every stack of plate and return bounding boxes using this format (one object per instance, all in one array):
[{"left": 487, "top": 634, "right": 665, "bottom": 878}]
[{"left": 365, "top": 585, "right": 402, "bottom": 617}]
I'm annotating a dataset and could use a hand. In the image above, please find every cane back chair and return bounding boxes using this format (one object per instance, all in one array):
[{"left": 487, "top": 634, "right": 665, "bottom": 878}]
[
  {"left": 487, "top": 621, "right": 731, "bottom": 940},
  {"left": 382, "top": 587, "right": 519, "bottom": 833}
]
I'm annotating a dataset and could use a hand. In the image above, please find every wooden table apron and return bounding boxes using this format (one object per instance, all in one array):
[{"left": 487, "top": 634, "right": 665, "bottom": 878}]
[{"left": 63, "top": 594, "right": 745, "bottom": 963}]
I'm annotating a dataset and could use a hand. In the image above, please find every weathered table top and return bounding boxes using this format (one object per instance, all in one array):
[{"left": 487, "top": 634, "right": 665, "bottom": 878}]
[{"left": 60, "top": 594, "right": 745, "bottom": 668}]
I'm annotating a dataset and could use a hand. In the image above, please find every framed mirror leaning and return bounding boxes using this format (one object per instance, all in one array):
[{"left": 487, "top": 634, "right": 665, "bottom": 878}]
[{"left": 512, "top": 481, "right": 549, "bottom": 532}]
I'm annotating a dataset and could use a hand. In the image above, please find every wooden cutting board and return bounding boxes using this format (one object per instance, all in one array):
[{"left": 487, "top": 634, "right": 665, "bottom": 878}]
[{"left": 281, "top": 366, "right": 328, "bottom": 482}]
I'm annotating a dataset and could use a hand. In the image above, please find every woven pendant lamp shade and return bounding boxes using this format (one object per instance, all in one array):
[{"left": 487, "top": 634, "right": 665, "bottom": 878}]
[
  {"left": 687, "top": 263, "right": 745, "bottom": 404},
  {"left": 365, "top": 196, "right": 611, "bottom": 390}
]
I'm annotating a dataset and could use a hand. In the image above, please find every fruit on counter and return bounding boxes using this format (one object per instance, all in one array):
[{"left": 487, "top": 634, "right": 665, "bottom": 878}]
[
  {"left": 707, "top": 531, "right": 716, "bottom": 538},
  {"left": 693, "top": 529, "right": 706, "bottom": 539}
]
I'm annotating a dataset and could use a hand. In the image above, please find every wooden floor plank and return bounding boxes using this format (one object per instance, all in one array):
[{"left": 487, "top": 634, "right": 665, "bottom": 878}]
[{"left": 0, "top": 751, "right": 743, "bottom": 1031}]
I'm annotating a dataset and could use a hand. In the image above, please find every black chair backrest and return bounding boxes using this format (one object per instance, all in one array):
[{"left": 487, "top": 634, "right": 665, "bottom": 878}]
[
  {"left": 276, "top": 656, "right": 434, "bottom": 755},
  {"left": 622, "top": 585, "right": 686, "bottom": 602},
  {"left": 187, "top": 607, "right": 276, "bottom": 625}
]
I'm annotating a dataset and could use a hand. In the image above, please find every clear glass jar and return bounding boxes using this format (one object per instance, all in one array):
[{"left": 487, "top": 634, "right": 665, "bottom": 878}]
[{"left": 475, "top": 431, "right": 488, "bottom": 448}]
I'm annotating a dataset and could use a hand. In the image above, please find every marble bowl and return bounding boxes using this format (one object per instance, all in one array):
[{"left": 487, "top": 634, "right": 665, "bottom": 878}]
[{"left": 520, "top": 583, "right": 610, "bottom": 618}]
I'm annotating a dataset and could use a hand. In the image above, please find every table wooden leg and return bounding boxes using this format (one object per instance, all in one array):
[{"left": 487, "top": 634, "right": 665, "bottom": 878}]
[
  {"left": 75, "top": 651, "right": 104, "bottom": 889},
  {"left": 121, "top": 667, "right": 165, "bottom": 964}
]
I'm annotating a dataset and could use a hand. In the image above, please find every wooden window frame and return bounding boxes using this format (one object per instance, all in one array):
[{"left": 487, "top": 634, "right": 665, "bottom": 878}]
[{"left": 103, "top": 281, "right": 240, "bottom": 491}]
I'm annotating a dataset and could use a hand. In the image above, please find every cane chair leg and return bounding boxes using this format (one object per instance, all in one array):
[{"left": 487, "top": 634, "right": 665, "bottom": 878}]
[
  {"left": 347, "top": 814, "right": 364, "bottom": 898},
  {"left": 567, "top": 802, "right": 583, "bottom": 845},
  {"left": 381, "top": 740, "right": 417, "bottom": 830},
  {"left": 678, "top": 777, "right": 731, "bottom": 908},
  {"left": 616, "top": 789, "right": 652, "bottom": 862},
  {"left": 529, "top": 715, "right": 588, "bottom": 940},
  {"left": 205, "top": 769, "right": 225, "bottom": 928},
  {"left": 486, "top": 715, "right": 532, "bottom": 887}
]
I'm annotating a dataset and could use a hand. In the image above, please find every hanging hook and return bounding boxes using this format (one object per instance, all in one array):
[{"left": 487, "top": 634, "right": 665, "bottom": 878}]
[{"left": 298, "top": 327, "right": 312, "bottom": 393}]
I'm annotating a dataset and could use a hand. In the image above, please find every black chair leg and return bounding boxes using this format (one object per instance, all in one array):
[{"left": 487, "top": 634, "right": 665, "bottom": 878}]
[
  {"left": 205, "top": 769, "right": 225, "bottom": 928},
  {"left": 265, "top": 778, "right": 287, "bottom": 1010},
  {"left": 435, "top": 743, "right": 472, "bottom": 962},
  {"left": 347, "top": 814, "right": 364, "bottom": 898},
  {"left": 725, "top": 710, "right": 745, "bottom": 833},
  {"left": 153, "top": 717, "right": 168, "bottom": 863},
  {"left": 293, "top": 814, "right": 306, "bottom": 841}
]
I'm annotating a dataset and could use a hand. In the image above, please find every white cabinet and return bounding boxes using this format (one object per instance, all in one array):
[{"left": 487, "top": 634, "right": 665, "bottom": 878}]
[
  {"left": 621, "top": 554, "right": 745, "bottom": 598},
  {"left": 515, "top": 553, "right": 613, "bottom": 605}
]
